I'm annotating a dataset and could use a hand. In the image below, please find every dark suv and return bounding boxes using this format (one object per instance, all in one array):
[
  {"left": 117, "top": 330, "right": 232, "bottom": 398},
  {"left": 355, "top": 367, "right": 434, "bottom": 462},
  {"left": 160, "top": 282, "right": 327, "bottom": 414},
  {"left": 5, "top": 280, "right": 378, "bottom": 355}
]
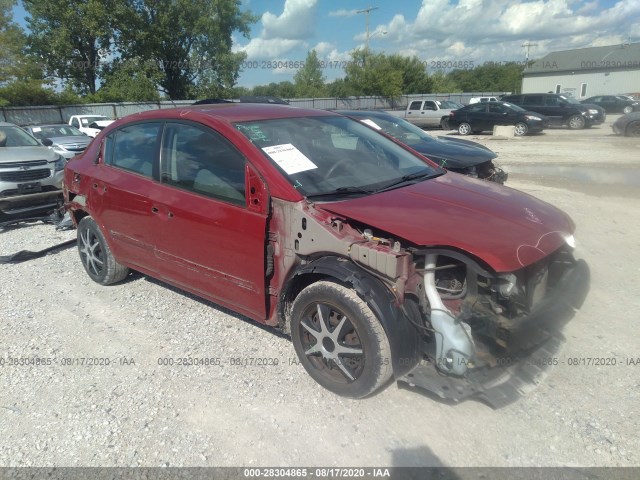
[{"left": 501, "top": 93, "right": 605, "bottom": 129}]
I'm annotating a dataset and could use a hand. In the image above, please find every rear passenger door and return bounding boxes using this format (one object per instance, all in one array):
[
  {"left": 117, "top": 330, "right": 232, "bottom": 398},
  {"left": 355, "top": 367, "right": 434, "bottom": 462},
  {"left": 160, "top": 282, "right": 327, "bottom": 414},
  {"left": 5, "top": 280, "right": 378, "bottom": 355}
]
[
  {"left": 93, "top": 122, "right": 163, "bottom": 274},
  {"left": 149, "top": 121, "right": 268, "bottom": 319}
]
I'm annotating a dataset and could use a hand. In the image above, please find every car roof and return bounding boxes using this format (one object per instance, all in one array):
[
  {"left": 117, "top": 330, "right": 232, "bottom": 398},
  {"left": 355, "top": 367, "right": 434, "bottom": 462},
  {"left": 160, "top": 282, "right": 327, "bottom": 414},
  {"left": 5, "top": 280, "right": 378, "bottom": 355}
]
[{"left": 124, "top": 104, "right": 338, "bottom": 124}]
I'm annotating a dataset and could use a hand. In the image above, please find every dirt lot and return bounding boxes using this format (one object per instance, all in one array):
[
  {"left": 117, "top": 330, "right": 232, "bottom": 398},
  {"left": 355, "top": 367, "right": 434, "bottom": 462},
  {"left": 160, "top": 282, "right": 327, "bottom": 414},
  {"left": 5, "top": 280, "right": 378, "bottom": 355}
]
[{"left": 0, "top": 116, "right": 639, "bottom": 468}]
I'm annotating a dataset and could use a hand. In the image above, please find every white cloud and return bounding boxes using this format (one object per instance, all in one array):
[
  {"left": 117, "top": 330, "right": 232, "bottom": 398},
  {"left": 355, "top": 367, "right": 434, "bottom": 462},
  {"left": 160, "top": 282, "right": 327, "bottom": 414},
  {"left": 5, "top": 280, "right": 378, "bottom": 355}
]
[
  {"left": 313, "top": 42, "right": 335, "bottom": 56},
  {"left": 364, "top": 0, "right": 640, "bottom": 65},
  {"left": 236, "top": 38, "right": 304, "bottom": 58},
  {"left": 261, "top": 0, "right": 318, "bottom": 40}
]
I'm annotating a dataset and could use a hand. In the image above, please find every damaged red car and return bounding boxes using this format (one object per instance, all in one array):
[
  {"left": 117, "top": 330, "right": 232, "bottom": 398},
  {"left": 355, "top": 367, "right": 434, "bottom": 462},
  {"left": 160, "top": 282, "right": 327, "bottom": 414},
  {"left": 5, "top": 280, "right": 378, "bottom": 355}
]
[{"left": 63, "top": 104, "right": 589, "bottom": 406}]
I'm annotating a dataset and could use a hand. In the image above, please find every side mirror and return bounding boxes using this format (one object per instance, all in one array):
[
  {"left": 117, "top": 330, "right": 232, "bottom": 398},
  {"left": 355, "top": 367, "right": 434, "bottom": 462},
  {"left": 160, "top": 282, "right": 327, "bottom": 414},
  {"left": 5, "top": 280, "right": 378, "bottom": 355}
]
[{"left": 41, "top": 138, "right": 53, "bottom": 147}]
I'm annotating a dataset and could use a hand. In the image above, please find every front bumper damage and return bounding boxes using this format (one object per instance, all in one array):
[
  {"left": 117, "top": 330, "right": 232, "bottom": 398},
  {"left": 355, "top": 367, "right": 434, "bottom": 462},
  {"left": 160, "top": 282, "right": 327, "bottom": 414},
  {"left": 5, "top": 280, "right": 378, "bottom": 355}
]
[{"left": 398, "top": 254, "right": 590, "bottom": 408}]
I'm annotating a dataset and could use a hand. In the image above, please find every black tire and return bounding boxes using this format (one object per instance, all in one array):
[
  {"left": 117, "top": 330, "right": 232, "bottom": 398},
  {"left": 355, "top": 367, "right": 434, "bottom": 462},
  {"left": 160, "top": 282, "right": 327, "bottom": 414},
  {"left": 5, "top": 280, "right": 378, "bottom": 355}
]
[
  {"left": 458, "top": 122, "right": 472, "bottom": 135},
  {"left": 514, "top": 122, "right": 529, "bottom": 136},
  {"left": 77, "top": 216, "right": 129, "bottom": 285},
  {"left": 440, "top": 118, "right": 450, "bottom": 130},
  {"left": 626, "top": 121, "right": 640, "bottom": 137},
  {"left": 289, "top": 281, "right": 392, "bottom": 398},
  {"left": 567, "top": 114, "right": 586, "bottom": 129}
]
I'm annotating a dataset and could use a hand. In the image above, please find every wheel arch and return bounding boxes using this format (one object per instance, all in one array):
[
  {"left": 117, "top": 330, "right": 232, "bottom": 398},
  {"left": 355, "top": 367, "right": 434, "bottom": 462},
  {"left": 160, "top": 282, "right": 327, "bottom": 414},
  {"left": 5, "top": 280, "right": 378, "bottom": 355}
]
[{"left": 278, "top": 255, "right": 422, "bottom": 377}]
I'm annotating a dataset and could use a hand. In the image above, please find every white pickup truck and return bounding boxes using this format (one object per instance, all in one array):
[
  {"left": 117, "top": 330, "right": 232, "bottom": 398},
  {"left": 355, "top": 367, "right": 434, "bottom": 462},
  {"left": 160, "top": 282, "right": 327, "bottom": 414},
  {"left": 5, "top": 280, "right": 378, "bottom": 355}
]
[
  {"left": 68, "top": 115, "right": 115, "bottom": 138},
  {"left": 386, "top": 99, "right": 461, "bottom": 129}
]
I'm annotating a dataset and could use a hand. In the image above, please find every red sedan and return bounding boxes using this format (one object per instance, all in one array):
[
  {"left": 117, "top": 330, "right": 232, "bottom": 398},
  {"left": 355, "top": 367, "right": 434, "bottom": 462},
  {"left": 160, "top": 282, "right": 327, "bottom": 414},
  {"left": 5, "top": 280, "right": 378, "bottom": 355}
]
[{"left": 63, "top": 104, "right": 589, "bottom": 406}]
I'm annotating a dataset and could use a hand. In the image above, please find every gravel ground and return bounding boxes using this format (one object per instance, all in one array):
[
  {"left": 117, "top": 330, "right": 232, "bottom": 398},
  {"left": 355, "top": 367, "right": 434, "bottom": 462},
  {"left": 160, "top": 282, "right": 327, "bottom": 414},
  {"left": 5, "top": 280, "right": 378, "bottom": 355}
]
[{"left": 0, "top": 116, "right": 639, "bottom": 468}]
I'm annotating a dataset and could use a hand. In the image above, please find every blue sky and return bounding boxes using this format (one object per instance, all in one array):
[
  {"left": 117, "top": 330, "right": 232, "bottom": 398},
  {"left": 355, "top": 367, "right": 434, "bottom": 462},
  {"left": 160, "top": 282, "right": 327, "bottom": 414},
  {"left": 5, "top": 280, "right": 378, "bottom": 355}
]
[{"left": 13, "top": 0, "right": 640, "bottom": 89}]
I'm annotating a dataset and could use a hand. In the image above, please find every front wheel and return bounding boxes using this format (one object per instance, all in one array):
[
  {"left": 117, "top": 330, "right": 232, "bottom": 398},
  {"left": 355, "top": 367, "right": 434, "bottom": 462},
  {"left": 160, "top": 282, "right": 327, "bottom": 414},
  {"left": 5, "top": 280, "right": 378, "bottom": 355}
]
[
  {"left": 623, "top": 106, "right": 633, "bottom": 114},
  {"left": 458, "top": 122, "right": 472, "bottom": 135},
  {"left": 568, "top": 114, "right": 586, "bottom": 129},
  {"left": 77, "top": 217, "right": 129, "bottom": 285},
  {"left": 289, "top": 281, "right": 392, "bottom": 398},
  {"left": 514, "top": 122, "right": 529, "bottom": 136},
  {"left": 626, "top": 121, "right": 640, "bottom": 137}
]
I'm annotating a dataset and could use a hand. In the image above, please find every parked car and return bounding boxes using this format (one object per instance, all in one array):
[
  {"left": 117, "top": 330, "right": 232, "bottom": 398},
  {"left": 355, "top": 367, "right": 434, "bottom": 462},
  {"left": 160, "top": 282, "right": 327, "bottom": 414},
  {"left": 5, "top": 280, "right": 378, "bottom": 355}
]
[
  {"left": 336, "top": 109, "right": 507, "bottom": 183},
  {"left": 68, "top": 115, "right": 115, "bottom": 137},
  {"left": 448, "top": 101, "right": 549, "bottom": 136},
  {"left": 581, "top": 95, "right": 640, "bottom": 114},
  {"left": 23, "top": 124, "right": 92, "bottom": 160},
  {"left": 612, "top": 112, "right": 640, "bottom": 137},
  {"left": 0, "top": 122, "right": 66, "bottom": 223},
  {"left": 385, "top": 99, "right": 459, "bottom": 128},
  {"left": 64, "top": 104, "right": 589, "bottom": 406},
  {"left": 501, "top": 93, "right": 605, "bottom": 129}
]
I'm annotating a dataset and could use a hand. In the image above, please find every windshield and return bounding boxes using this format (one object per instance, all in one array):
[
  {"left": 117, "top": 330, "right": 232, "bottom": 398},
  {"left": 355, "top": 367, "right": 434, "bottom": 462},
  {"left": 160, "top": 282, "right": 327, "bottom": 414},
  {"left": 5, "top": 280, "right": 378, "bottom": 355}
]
[
  {"left": 81, "top": 116, "right": 109, "bottom": 126},
  {"left": 560, "top": 95, "right": 580, "bottom": 104},
  {"left": 503, "top": 102, "right": 526, "bottom": 112},
  {"left": 439, "top": 100, "right": 462, "bottom": 109},
  {"left": 236, "top": 115, "right": 442, "bottom": 198},
  {"left": 354, "top": 115, "right": 436, "bottom": 147},
  {"left": 30, "top": 125, "right": 85, "bottom": 139},
  {"left": 0, "top": 126, "right": 41, "bottom": 147}
]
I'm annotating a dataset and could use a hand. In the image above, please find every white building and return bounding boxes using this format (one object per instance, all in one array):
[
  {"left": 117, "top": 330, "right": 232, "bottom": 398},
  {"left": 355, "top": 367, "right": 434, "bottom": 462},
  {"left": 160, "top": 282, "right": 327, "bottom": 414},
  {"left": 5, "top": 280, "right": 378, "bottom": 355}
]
[{"left": 522, "top": 42, "right": 640, "bottom": 99}]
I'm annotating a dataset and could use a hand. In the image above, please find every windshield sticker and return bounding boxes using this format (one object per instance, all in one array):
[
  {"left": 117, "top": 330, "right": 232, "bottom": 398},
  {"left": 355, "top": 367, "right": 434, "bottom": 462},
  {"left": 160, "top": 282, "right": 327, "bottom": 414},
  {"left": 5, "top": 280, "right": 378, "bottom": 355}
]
[
  {"left": 238, "top": 124, "right": 268, "bottom": 143},
  {"left": 32, "top": 127, "right": 42, "bottom": 132},
  {"left": 361, "top": 119, "right": 382, "bottom": 130},
  {"left": 262, "top": 144, "right": 318, "bottom": 175}
]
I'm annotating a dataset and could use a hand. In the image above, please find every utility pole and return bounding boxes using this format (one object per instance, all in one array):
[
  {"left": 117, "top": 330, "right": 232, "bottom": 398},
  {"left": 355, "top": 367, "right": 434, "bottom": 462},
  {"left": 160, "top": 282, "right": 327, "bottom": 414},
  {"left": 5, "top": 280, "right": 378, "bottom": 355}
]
[
  {"left": 357, "top": 6, "right": 379, "bottom": 53},
  {"left": 522, "top": 41, "right": 538, "bottom": 68}
]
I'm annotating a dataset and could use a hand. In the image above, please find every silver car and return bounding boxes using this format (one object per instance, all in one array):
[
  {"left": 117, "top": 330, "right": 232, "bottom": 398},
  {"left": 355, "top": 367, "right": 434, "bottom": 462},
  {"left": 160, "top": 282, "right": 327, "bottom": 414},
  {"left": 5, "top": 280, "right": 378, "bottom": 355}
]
[
  {"left": 23, "top": 124, "right": 91, "bottom": 160},
  {"left": 0, "top": 122, "right": 66, "bottom": 222}
]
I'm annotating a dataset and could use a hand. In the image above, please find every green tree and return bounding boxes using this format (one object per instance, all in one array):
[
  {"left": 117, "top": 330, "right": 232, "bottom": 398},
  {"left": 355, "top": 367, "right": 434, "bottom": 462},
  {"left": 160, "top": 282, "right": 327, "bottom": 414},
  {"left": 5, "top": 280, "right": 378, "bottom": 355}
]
[
  {"left": 1, "top": 0, "right": 25, "bottom": 84},
  {"left": 24, "top": 0, "right": 117, "bottom": 95},
  {"left": 326, "top": 77, "right": 351, "bottom": 97},
  {"left": 387, "top": 54, "right": 431, "bottom": 94},
  {"left": 344, "top": 50, "right": 403, "bottom": 98},
  {"left": 448, "top": 62, "right": 523, "bottom": 92},
  {"left": 429, "top": 71, "right": 461, "bottom": 93},
  {"left": 96, "top": 59, "right": 160, "bottom": 102},
  {"left": 117, "top": 0, "right": 256, "bottom": 100},
  {"left": 251, "top": 81, "right": 295, "bottom": 99},
  {"left": 293, "top": 50, "right": 326, "bottom": 97}
]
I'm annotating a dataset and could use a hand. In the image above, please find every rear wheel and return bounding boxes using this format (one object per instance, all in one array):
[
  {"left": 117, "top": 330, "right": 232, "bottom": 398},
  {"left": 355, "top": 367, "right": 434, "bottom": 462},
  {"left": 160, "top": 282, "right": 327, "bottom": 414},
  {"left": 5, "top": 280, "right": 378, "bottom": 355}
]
[
  {"left": 440, "top": 118, "right": 450, "bottom": 130},
  {"left": 289, "top": 281, "right": 392, "bottom": 398},
  {"left": 458, "top": 122, "right": 472, "bottom": 135},
  {"left": 568, "top": 114, "right": 586, "bottom": 129},
  {"left": 626, "top": 121, "right": 640, "bottom": 137},
  {"left": 77, "top": 217, "right": 129, "bottom": 285},
  {"left": 514, "top": 122, "right": 529, "bottom": 136}
]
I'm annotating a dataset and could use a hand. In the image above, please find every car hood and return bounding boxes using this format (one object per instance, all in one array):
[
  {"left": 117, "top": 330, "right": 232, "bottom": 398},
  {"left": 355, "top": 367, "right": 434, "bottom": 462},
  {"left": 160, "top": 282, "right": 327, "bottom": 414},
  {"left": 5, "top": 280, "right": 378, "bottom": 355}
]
[
  {"left": 319, "top": 173, "right": 574, "bottom": 273},
  {"left": 48, "top": 135, "right": 91, "bottom": 145},
  {"left": 412, "top": 136, "right": 496, "bottom": 168},
  {"left": 0, "top": 146, "right": 59, "bottom": 163}
]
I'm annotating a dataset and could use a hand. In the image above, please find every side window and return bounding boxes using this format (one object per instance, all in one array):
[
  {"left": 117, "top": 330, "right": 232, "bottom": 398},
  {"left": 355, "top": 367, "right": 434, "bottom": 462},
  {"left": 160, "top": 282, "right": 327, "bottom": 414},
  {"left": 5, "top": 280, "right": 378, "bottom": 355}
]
[
  {"left": 408, "top": 101, "right": 422, "bottom": 110},
  {"left": 488, "top": 104, "right": 504, "bottom": 113},
  {"left": 423, "top": 101, "right": 436, "bottom": 110},
  {"left": 525, "top": 95, "right": 544, "bottom": 106},
  {"left": 71, "top": 118, "right": 79, "bottom": 128},
  {"left": 467, "top": 104, "right": 487, "bottom": 113},
  {"left": 109, "top": 123, "right": 160, "bottom": 177},
  {"left": 161, "top": 123, "right": 246, "bottom": 206},
  {"left": 544, "top": 96, "right": 560, "bottom": 106},
  {"left": 103, "top": 135, "right": 114, "bottom": 165},
  {"left": 505, "top": 95, "right": 522, "bottom": 104}
]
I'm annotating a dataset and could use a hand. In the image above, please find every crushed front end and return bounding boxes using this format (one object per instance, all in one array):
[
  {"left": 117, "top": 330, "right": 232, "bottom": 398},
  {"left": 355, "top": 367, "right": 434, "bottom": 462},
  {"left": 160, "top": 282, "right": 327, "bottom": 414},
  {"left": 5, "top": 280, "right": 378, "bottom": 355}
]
[{"left": 398, "top": 246, "right": 590, "bottom": 408}]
